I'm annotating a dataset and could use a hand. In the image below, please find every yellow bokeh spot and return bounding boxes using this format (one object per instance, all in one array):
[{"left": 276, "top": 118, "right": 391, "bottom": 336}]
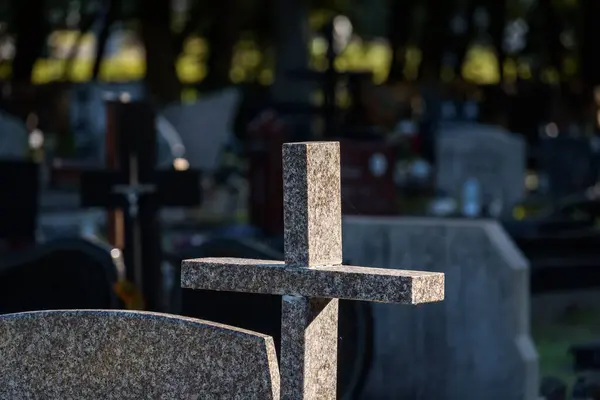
[
  {"left": 513, "top": 206, "right": 526, "bottom": 220},
  {"left": 504, "top": 59, "right": 518, "bottom": 83},
  {"left": 184, "top": 37, "right": 208, "bottom": 56},
  {"left": 563, "top": 57, "right": 577, "bottom": 76},
  {"left": 181, "top": 88, "right": 198, "bottom": 103},
  {"left": 334, "top": 58, "right": 348, "bottom": 71},
  {"left": 229, "top": 66, "right": 245, "bottom": 83},
  {"left": 337, "top": 89, "right": 351, "bottom": 109},
  {"left": 462, "top": 45, "right": 500, "bottom": 84},
  {"left": 311, "top": 37, "right": 328, "bottom": 56},
  {"left": 441, "top": 66, "right": 455, "bottom": 83},
  {"left": 518, "top": 64, "right": 532, "bottom": 80},
  {"left": 312, "top": 90, "right": 324, "bottom": 106},
  {"left": 311, "top": 57, "right": 329, "bottom": 72},
  {"left": 258, "top": 69, "right": 274, "bottom": 85},
  {"left": 1, "top": 27, "right": 536, "bottom": 88}
]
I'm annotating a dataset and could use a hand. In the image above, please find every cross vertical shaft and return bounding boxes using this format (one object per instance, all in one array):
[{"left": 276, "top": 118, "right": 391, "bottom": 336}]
[
  {"left": 281, "top": 296, "right": 338, "bottom": 400},
  {"left": 281, "top": 142, "right": 343, "bottom": 399},
  {"left": 283, "top": 142, "right": 342, "bottom": 267}
]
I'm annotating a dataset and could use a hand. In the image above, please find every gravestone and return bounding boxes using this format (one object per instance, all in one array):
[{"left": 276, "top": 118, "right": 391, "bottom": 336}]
[
  {"left": 70, "top": 82, "right": 182, "bottom": 165},
  {"left": 0, "top": 110, "right": 28, "bottom": 159},
  {"left": 0, "top": 160, "right": 39, "bottom": 247},
  {"left": 0, "top": 237, "right": 122, "bottom": 314},
  {"left": 0, "top": 310, "right": 280, "bottom": 399},
  {"left": 436, "top": 123, "right": 526, "bottom": 210},
  {"left": 162, "top": 87, "right": 240, "bottom": 172},
  {"left": 538, "top": 136, "right": 600, "bottom": 199},
  {"left": 343, "top": 216, "right": 539, "bottom": 400},
  {"left": 182, "top": 142, "right": 445, "bottom": 399}
]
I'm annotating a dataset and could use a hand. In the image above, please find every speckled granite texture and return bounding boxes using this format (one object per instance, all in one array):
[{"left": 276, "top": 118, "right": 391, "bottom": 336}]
[
  {"left": 282, "top": 142, "right": 342, "bottom": 267},
  {"left": 281, "top": 296, "right": 338, "bottom": 400},
  {"left": 181, "top": 258, "right": 444, "bottom": 304},
  {"left": 180, "top": 141, "right": 445, "bottom": 400},
  {"left": 0, "top": 310, "right": 280, "bottom": 400}
]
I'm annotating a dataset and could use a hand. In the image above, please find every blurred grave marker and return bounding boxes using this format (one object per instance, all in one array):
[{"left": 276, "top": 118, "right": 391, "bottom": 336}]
[
  {"left": 161, "top": 88, "right": 241, "bottom": 173},
  {"left": 436, "top": 122, "right": 526, "bottom": 214},
  {"left": 80, "top": 100, "right": 201, "bottom": 311},
  {"left": 538, "top": 135, "right": 600, "bottom": 199}
]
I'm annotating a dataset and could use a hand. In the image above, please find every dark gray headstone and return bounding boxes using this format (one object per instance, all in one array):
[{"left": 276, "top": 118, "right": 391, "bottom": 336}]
[
  {"left": 539, "top": 137, "right": 600, "bottom": 198},
  {"left": 0, "top": 310, "right": 280, "bottom": 399},
  {"left": 0, "top": 111, "right": 28, "bottom": 159},
  {"left": 0, "top": 238, "right": 120, "bottom": 314}
]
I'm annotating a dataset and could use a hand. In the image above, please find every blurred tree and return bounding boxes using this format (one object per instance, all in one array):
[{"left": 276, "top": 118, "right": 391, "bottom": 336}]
[
  {"left": 488, "top": 0, "right": 507, "bottom": 81},
  {"left": 62, "top": 8, "right": 99, "bottom": 81},
  {"left": 10, "top": 0, "right": 49, "bottom": 83},
  {"left": 139, "top": 0, "right": 181, "bottom": 104},
  {"left": 418, "top": 0, "right": 453, "bottom": 81},
  {"left": 539, "top": 0, "right": 563, "bottom": 79},
  {"left": 385, "top": 0, "right": 416, "bottom": 82},
  {"left": 580, "top": 0, "right": 600, "bottom": 92},
  {"left": 92, "top": 0, "right": 116, "bottom": 80},
  {"left": 202, "top": 0, "right": 243, "bottom": 91},
  {"left": 453, "top": 0, "right": 477, "bottom": 78}
]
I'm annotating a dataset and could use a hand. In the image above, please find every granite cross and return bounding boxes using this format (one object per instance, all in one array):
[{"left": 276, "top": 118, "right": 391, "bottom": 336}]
[
  {"left": 81, "top": 99, "right": 201, "bottom": 311},
  {"left": 181, "top": 141, "right": 445, "bottom": 399}
]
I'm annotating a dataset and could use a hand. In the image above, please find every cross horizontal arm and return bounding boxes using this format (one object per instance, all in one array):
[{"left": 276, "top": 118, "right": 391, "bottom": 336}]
[{"left": 181, "top": 258, "right": 444, "bottom": 304}]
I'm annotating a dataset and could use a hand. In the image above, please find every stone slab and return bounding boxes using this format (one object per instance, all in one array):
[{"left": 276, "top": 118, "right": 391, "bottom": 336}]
[
  {"left": 181, "top": 258, "right": 444, "bottom": 304},
  {"left": 0, "top": 110, "right": 28, "bottom": 160},
  {"left": 0, "top": 310, "right": 280, "bottom": 399},
  {"left": 283, "top": 142, "right": 342, "bottom": 267},
  {"left": 281, "top": 296, "right": 338, "bottom": 400},
  {"left": 436, "top": 123, "right": 526, "bottom": 208},
  {"left": 343, "top": 216, "right": 539, "bottom": 400},
  {"left": 162, "top": 87, "right": 241, "bottom": 172}
]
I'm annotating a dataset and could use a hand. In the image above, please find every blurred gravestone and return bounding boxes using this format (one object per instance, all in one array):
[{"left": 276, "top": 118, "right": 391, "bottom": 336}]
[
  {"left": 343, "top": 216, "right": 539, "bottom": 400},
  {"left": 70, "top": 83, "right": 183, "bottom": 167},
  {"left": 0, "top": 111, "right": 28, "bottom": 159},
  {"left": 0, "top": 238, "right": 121, "bottom": 314},
  {"left": 0, "top": 160, "right": 39, "bottom": 246},
  {"left": 436, "top": 123, "right": 526, "bottom": 212},
  {"left": 538, "top": 136, "right": 600, "bottom": 199},
  {"left": 162, "top": 88, "right": 241, "bottom": 172},
  {"left": 70, "top": 82, "right": 144, "bottom": 157}
]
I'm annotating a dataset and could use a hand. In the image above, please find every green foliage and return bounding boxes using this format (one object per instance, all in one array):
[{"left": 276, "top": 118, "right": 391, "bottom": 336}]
[{"left": 0, "top": 0, "right": 596, "bottom": 87}]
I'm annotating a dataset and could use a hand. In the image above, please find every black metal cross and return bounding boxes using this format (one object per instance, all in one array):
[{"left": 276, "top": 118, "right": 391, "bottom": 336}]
[{"left": 80, "top": 99, "right": 201, "bottom": 312}]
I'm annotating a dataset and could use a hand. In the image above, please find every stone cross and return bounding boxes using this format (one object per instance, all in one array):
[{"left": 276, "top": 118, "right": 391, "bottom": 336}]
[{"left": 182, "top": 141, "right": 445, "bottom": 399}]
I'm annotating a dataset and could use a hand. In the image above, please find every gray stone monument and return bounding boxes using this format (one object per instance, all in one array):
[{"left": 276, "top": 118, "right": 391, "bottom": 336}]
[
  {"left": 343, "top": 216, "right": 539, "bottom": 400},
  {"left": 436, "top": 123, "right": 526, "bottom": 211},
  {"left": 0, "top": 110, "right": 28, "bottom": 159},
  {"left": 162, "top": 87, "right": 240, "bottom": 172},
  {"left": 0, "top": 310, "right": 280, "bottom": 399},
  {"left": 182, "top": 142, "right": 445, "bottom": 399}
]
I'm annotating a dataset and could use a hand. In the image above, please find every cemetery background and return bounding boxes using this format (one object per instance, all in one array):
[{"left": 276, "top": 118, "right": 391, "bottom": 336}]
[{"left": 2, "top": 0, "right": 600, "bottom": 398}]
